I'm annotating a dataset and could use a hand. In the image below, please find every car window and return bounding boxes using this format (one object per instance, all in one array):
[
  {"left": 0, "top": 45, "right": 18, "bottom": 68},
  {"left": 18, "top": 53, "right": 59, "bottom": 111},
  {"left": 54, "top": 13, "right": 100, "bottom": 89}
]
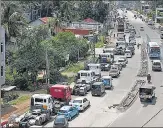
[
  {"left": 153, "top": 62, "right": 161, "bottom": 66},
  {"left": 70, "top": 107, "right": 74, "bottom": 111},
  {"left": 73, "top": 100, "right": 82, "bottom": 103},
  {"left": 54, "top": 117, "right": 65, "bottom": 124}
]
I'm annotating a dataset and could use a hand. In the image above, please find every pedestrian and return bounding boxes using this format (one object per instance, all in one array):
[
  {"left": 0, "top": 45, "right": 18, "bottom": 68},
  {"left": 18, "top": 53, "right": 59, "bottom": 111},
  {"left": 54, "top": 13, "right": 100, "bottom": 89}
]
[{"left": 114, "top": 34, "right": 115, "bottom": 38}]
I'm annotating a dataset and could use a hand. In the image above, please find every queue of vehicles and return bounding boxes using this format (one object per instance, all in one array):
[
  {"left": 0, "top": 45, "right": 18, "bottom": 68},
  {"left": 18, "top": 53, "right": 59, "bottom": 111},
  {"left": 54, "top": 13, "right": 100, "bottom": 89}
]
[{"left": 2, "top": 10, "right": 140, "bottom": 128}]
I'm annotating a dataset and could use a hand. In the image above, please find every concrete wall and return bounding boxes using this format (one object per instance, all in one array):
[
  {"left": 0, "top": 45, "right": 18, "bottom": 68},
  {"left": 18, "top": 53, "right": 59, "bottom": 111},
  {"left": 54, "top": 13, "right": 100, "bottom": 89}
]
[{"left": 0, "top": 27, "right": 5, "bottom": 86}]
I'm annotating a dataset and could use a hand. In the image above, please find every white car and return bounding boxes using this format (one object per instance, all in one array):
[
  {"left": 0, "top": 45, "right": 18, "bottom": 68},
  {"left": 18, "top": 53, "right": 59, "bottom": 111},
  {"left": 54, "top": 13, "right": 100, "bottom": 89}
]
[
  {"left": 117, "top": 58, "right": 126, "bottom": 67},
  {"left": 69, "top": 97, "right": 90, "bottom": 111},
  {"left": 119, "top": 56, "right": 128, "bottom": 64}
]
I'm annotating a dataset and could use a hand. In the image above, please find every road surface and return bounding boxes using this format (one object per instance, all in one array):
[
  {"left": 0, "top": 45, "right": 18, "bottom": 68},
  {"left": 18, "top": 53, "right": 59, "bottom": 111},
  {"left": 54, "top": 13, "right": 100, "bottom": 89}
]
[
  {"left": 110, "top": 11, "right": 163, "bottom": 127},
  {"left": 44, "top": 10, "right": 142, "bottom": 127}
]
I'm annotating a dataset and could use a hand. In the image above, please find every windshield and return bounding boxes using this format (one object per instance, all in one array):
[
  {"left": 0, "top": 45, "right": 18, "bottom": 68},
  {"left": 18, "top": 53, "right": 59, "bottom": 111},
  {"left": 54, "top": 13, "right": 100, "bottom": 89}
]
[
  {"left": 92, "top": 85, "right": 101, "bottom": 89},
  {"left": 125, "top": 51, "right": 131, "bottom": 53},
  {"left": 150, "top": 47, "right": 160, "bottom": 53},
  {"left": 103, "top": 79, "right": 110, "bottom": 85},
  {"left": 59, "top": 110, "right": 67, "bottom": 114},
  {"left": 73, "top": 100, "right": 82, "bottom": 103},
  {"left": 118, "top": 60, "right": 124, "bottom": 62},
  {"left": 81, "top": 73, "right": 87, "bottom": 76},
  {"left": 153, "top": 62, "right": 161, "bottom": 66},
  {"left": 54, "top": 117, "right": 65, "bottom": 124},
  {"left": 139, "top": 88, "right": 152, "bottom": 95}
]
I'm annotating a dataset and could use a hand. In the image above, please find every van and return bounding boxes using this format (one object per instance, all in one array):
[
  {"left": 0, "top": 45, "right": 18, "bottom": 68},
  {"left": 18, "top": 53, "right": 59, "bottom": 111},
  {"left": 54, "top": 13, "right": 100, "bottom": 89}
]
[
  {"left": 91, "top": 82, "right": 105, "bottom": 96},
  {"left": 152, "top": 60, "right": 162, "bottom": 71}
]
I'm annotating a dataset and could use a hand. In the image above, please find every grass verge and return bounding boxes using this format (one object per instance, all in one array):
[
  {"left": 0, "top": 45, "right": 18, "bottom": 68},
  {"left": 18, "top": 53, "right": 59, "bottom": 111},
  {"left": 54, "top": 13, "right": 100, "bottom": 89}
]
[
  {"left": 9, "top": 95, "right": 30, "bottom": 105},
  {"left": 95, "top": 36, "right": 104, "bottom": 48},
  {"left": 61, "top": 62, "right": 84, "bottom": 76}
]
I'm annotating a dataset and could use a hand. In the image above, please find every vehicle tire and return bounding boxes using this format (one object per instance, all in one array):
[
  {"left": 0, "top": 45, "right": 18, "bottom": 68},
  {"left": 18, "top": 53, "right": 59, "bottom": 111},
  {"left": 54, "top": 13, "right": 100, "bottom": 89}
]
[
  {"left": 68, "top": 116, "right": 72, "bottom": 121},
  {"left": 36, "top": 119, "right": 41, "bottom": 126},
  {"left": 88, "top": 101, "right": 90, "bottom": 106}
]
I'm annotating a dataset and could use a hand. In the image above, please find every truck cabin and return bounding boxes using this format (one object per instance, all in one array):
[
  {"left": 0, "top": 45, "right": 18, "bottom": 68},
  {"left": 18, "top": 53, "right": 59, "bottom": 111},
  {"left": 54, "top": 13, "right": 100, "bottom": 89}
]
[
  {"left": 139, "top": 85, "right": 155, "bottom": 96},
  {"left": 116, "top": 41, "right": 127, "bottom": 49},
  {"left": 50, "top": 85, "right": 71, "bottom": 102},
  {"left": 1, "top": 86, "right": 18, "bottom": 103},
  {"left": 30, "top": 94, "right": 53, "bottom": 111},
  {"left": 77, "top": 70, "right": 95, "bottom": 84},
  {"left": 103, "top": 48, "right": 116, "bottom": 55},
  {"left": 87, "top": 63, "right": 101, "bottom": 76},
  {"left": 99, "top": 53, "right": 114, "bottom": 63}
]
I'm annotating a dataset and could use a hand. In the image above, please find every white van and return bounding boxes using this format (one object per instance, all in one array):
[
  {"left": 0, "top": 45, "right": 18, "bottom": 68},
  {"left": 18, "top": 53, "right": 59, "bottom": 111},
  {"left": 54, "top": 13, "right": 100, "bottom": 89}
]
[
  {"left": 87, "top": 63, "right": 101, "bottom": 76},
  {"left": 125, "top": 49, "right": 132, "bottom": 58}
]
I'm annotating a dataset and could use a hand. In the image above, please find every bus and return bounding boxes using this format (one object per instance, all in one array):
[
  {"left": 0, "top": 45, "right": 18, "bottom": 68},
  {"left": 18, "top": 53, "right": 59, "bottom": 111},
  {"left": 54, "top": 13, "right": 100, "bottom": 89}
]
[{"left": 147, "top": 42, "right": 161, "bottom": 58}]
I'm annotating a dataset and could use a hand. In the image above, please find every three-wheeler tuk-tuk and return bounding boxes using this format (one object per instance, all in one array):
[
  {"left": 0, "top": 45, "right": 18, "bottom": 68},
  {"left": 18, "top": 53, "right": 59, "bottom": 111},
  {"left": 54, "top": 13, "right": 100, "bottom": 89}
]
[
  {"left": 139, "top": 85, "right": 156, "bottom": 102},
  {"left": 101, "top": 76, "right": 113, "bottom": 89}
]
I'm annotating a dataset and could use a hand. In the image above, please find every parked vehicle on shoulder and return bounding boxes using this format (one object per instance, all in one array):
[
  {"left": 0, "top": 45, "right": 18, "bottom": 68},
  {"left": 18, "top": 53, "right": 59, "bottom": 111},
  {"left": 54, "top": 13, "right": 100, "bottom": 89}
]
[
  {"left": 57, "top": 106, "right": 79, "bottom": 121},
  {"left": 109, "top": 65, "right": 120, "bottom": 78},
  {"left": 117, "top": 58, "right": 126, "bottom": 67},
  {"left": 160, "top": 32, "right": 163, "bottom": 39},
  {"left": 125, "top": 49, "right": 132, "bottom": 58},
  {"left": 91, "top": 82, "right": 105, "bottom": 96},
  {"left": 101, "top": 76, "right": 113, "bottom": 89},
  {"left": 53, "top": 115, "right": 68, "bottom": 128},
  {"left": 139, "top": 85, "right": 156, "bottom": 102},
  {"left": 69, "top": 97, "right": 90, "bottom": 111},
  {"left": 152, "top": 60, "right": 162, "bottom": 71}
]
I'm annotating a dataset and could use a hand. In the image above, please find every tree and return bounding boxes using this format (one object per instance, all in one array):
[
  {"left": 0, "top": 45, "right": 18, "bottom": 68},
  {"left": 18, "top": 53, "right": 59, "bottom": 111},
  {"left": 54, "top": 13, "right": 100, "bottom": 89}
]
[{"left": 1, "top": 1, "right": 27, "bottom": 43}]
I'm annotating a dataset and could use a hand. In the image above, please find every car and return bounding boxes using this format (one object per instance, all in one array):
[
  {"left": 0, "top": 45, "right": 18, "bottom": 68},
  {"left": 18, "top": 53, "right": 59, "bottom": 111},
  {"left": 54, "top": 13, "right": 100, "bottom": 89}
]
[
  {"left": 57, "top": 106, "right": 79, "bottom": 121},
  {"left": 130, "top": 39, "right": 136, "bottom": 45},
  {"left": 69, "top": 97, "right": 90, "bottom": 111},
  {"left": 126, "top": 46, "right": 135, "bottom": 55},
  {"left": 152, "top": 60, "right": 162, "bottom": 71},
  {"left": 119, "top": 56, "right": 128, "bottom": 64},
  {"left": 125, "top": 29, "right": 130, "bottom": 33},
  {"left": 140, "top": 27, "right": 144, "bottom": 31},
  {"left": 109, "top": 65, "right": 120, "bottom": 78},
  {"left": 113, "top": 62, "right": 122, "bottom": 71},
  {"left": 53, "top": 115, "right": 68, "bottom": 128},
  {"left": 117, "top": 58, "right": 126, "bottom": 67},
  {"left": 148, "top": 20, "right": 154, "bottom": 25}
]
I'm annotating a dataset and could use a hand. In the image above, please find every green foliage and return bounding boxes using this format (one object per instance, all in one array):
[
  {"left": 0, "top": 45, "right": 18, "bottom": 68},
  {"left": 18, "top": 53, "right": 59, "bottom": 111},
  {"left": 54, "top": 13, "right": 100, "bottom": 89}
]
[
  {"left": 9, "top": 95, "right": 30, "bottom": 105},
  {"left": 62, "top": 62, "right": 84, "bottom": 74},
  {"left": 95, "top": 36, "right": 104, "bottom": 48}
]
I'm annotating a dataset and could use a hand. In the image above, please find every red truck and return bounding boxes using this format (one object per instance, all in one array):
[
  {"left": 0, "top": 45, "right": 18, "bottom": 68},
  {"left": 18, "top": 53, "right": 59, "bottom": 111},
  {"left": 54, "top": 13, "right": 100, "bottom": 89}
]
[{"left": 50, "top": 84, "right": 71, "bottom": 104}]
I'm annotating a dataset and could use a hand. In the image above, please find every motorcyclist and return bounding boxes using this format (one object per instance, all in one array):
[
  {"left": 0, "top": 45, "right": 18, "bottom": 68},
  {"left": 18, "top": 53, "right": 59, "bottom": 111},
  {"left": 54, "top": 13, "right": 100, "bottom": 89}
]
[{"left": 147, "top": 74, "right": 151, "bottom": 83}]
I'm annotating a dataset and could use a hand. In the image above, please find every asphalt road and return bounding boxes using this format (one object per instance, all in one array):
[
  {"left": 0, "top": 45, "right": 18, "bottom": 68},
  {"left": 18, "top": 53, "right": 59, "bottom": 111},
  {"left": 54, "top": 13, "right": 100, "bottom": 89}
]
[
  {"left": 110, "top": 11, "right": 163, "bottom": 127},
  {"left": 44, "top": 10, "right": 142, "bottom": 127}
]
